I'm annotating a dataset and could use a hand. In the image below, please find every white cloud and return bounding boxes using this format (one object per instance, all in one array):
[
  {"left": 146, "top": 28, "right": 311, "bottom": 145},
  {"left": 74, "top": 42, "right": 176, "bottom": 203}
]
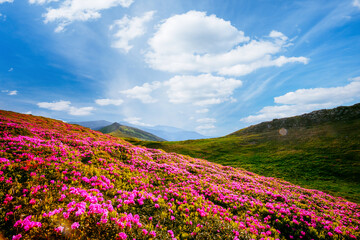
[
  {"left": 24, "top": 111, "right": 32, "bottom": 114},
  {"left": 37, "top": 100, "right": 71, "bottom": 110},
  {"left": 241, "top": 79, "right": 360, "bottom": 123},
  {"left": 120, "top": 81, "right": 160, "bottom": 103},
  {"left": 196, "top": 124, "right": 216, "bottom": 135},
  {"left": 146, "top": 11, "right": 308, "bottom": 76},
  {"left": 164, "top": 74, "right": 242, "bottom": 106},
  {"left": 0, "top": 0, "right": 13, "bottom": 3},
  {"left": 8, "top": 90, "right": 18, "bottom": 95},
  {"left": 196, "top": 108, "right": 209, "bottom": 114},
  {"left": 110, "top": 11, "right": 155, "bottom": 53},
  {"left": 196, "top": 118, "right": 216, "bottom": 124},
  {"left": 124, "top": 117, "right": 153, "bottom": 127},
  {"left": 349, "top": 76, "right": 360, "bottom": 82},
  {"left": 68, "top": 106, "right": 94, "bottom": 116},
  {"left": 42, "top": 0, "right": 134, "bottom": 32},
  {"left": 8, "top": 67, "right": 13, "bottom": 72},
  {"left": 353, "top": 0, "right": 360, "bottom": 9},
  {"left": 274, "top": 80, "right": 360, "bottom": 105},
  {"left": 37, "top": 100, "right": 94, "bottom": 116},
  {"left": 29, "top": 0, "right": 58, "bottom": 4},
  {"left": 2, "top": 90, "right": 17, "bottom": 95},
  {"left": 95, "top": 98, "right": 123, "bottom": 106}
]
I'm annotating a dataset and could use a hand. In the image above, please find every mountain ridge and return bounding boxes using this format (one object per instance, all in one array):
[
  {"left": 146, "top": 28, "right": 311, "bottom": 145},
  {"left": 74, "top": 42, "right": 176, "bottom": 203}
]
[
  {"left": 71, "top": 120, "right": 207, "bottom": 141},
  {"left": 69, "top": 120, "right": 112, "bottom": 130},
  {"left": 128, "top": 103, "right": 360, "bottom": 202},
  {"left": 233, "top": 103, "right": 360, "bottom": 135},
  {"left": 98, "top": 122, "right": 165, "bottom": 142}
]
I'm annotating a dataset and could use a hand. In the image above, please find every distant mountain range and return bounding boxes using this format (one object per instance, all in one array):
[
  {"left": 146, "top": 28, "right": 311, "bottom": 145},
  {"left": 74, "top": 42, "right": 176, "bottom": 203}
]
[
  {"left": 70, "top": 120, "right": 206, "bottom": 141},
  {"left": 129, "top": 103, "right": 360, "bottom": 203},
  {"left": 138, "top": 125, "right": 206, "bottom": 141},
  {"left": 69, "top": 120, "right": 112, "bottom": 131},
  {"left": 98, "top": 122, "right": 165, "bottom": 142}
]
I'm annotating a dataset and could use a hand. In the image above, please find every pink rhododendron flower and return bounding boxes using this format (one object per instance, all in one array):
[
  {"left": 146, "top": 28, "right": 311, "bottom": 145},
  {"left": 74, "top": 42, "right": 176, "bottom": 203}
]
[
  {"left": 55, "top": 226, "right": 64, "bottom": 233},
  {"left": 71, "top": 222, "right": 80, "bottom": 229},
  {"left": 12, "top": 234, "right": 22, "bottom": 240},
  {"left": 119, "top": 232, "right": 127, "bottom": 239}
]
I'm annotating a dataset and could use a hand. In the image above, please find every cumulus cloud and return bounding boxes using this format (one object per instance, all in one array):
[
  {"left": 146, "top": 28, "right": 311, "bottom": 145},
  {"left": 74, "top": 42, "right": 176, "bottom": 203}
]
[
  {"left": 241, "top": 79, "right": 360, "bottom": 123},
  {"left": 0, "top": 0, "right": 13, "bottom": 3},
  {"left": 164, "top": 74, "right": 242, "bottom": 106},
  {"left": 353, "top": 0, "right": 360, "bottom": 9},
  {"left": 120, "top": 81, "right": 161, "bottom": 103},
  {"left": 124, "top": 117, "right": 153, "bottom": 127},
  {"left": 110, "top": 11, "right": 154, "bottom": 52},
  {"left": 95, "top": 98, "right": 123, "bottom": 106},
  {"left": 41, "top": 0, "right": 134, "bottom": 32},
  {"left": 37, "top": 100, "right": 94, "bottom": 116},
  {"left": 146, "top": 11, "right": 308, "bottom": 76}
]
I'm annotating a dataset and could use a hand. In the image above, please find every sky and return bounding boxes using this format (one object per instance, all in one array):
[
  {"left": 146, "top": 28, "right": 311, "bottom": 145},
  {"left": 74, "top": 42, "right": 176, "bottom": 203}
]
[{"left": 1, "top": 0, "right": 360, "bottom": 137}]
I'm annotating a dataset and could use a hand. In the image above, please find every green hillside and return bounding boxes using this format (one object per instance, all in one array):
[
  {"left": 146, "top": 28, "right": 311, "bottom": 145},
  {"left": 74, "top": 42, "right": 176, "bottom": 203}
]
[
  {"left": 99, "top": 122, "right": 165, "bottom": 142},
  {"left": 1, "top": 110, "right": 359, "bottom": 240},
  {"left": 128, "top": 104, "right": 360, "bottom": 203}
]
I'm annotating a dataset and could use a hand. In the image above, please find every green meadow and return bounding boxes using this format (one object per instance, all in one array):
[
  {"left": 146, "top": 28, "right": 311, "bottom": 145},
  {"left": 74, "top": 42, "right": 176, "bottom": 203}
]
[{"left": 128, "top": 118, "right": 360, "bottom": 203}]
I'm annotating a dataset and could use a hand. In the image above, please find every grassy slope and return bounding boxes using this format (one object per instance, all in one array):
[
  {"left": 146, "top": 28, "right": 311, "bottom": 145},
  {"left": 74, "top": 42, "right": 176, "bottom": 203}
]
[
  {"left": 99, "top": 123, "right": 165, "bottom": 142},
  {"left": 128, "top": 119, "right": 360, "bottom": 203},
  {"left": 1, "top": 110, "right": 360, "bottom": 239}
]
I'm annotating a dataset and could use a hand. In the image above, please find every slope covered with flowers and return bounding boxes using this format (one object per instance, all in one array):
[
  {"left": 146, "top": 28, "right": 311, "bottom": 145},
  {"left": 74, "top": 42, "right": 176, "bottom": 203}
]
[{"left": 0, "top": 110, "right": 359, "bottom": 240}]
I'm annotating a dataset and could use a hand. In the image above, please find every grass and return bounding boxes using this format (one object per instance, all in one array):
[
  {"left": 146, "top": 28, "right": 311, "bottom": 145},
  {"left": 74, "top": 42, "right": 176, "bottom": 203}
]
[
  {"left": 1, "top": 109, "right": 359, "bottom": 239},
  {"left": 127, "top": 119, "right": 360, "bottom": 203},
  {"left": 99, "top": 123, "right": 164, "bottom": 142}
]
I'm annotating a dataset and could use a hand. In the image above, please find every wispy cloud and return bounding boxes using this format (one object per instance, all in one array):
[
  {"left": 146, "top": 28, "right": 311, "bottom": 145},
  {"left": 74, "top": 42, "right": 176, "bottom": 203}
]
[
  {"left": 38, "top": 0, "right": 134, "bottom": 32},
  {"left": 95, "top": 98, "right": 123, "bottom": 106},
  {"left": 353, "top": 0, "right": 360, "bottom": 9},
  {"left": 8, "top": 67, "right": 13, "bottom": 72},
  {"left": 120, "top": 81, "right": 160, "bottom": 103},
  {"left": 0, "top": 0, "right": 13, "bottom": 3},
  {"left": 196, "top": 123, "right": 215, "bottom": 135},
  {"left": 2, "top": 90, "right": 18, "bottom": 95},
  {"left": 196, "top": 108, "right": 209, "bottom": 114},
  {"left": 146, "top": 11, "right": 308, "bottom": 76},
  {"left": 124, "top": 117, "right": 153, "bottom": 127},
  {"left": 37, "top": 100, "right": 94, "bottom": 116},
  {"left": 28, "top": 0, "right": 58, "bottom": 4},
  {"left": 196, "top": 118, "right": 216, "bottom": 124},
  {"left": 241, "top": 78, "right": 360, "bottom": 123},
  {"left": 110, "top": 11, "right": 155, "bottom": 53}
]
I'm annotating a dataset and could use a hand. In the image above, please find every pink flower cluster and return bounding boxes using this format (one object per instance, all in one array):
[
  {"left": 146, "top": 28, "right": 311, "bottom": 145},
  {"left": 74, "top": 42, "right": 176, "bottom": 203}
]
[{"left": 0, "top": 110, "right": 359, "bottom": 240}]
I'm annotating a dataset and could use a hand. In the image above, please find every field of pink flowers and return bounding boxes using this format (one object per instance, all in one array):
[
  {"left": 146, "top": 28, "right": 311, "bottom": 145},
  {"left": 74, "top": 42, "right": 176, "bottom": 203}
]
[{"left": 0, "top": 110, "right": 359, "bottom": 240}]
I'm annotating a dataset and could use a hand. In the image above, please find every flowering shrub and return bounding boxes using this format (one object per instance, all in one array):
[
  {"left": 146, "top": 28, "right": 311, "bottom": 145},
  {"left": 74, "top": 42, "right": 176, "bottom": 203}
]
[{"left": 0, "top": 110, "right": 359, "bottom": 239}]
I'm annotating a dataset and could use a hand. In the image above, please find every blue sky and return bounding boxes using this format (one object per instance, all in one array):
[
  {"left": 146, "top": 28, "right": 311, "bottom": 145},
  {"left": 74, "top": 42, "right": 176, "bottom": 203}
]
[{"left": 1, "top": 0, "right": 360, "bottom": 137}]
